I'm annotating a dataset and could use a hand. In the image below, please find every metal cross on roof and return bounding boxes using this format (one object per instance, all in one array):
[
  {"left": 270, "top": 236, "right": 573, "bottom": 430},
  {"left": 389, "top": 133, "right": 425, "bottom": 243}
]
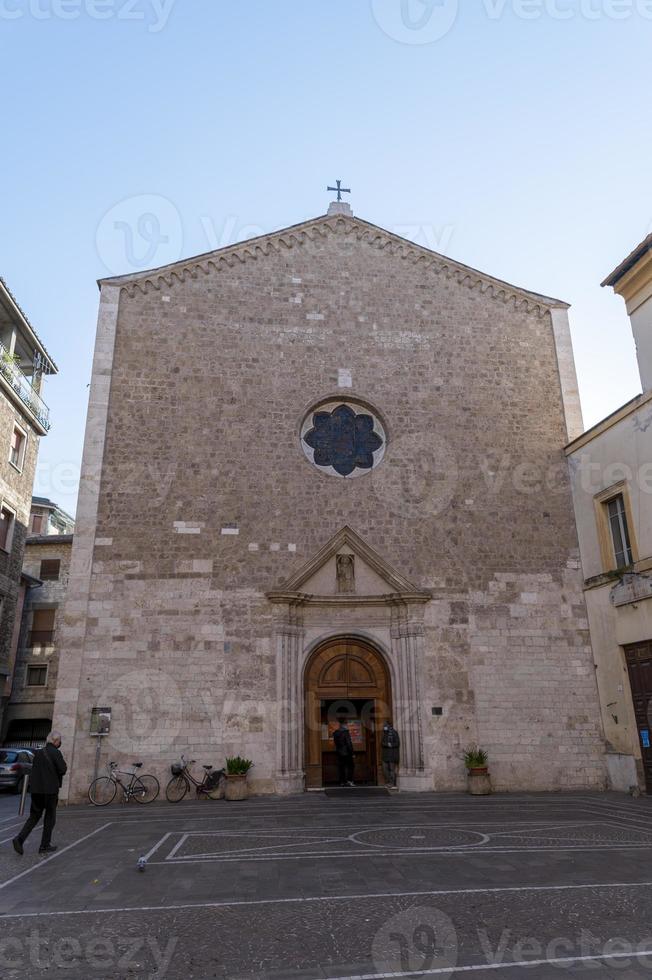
[{"left": 327, "top": 179, "right": 351, "bottom": 203}]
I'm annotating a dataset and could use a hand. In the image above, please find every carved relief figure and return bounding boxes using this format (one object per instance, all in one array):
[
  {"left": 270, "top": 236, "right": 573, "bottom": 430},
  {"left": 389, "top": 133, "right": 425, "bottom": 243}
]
[{"left": 336, "top": 554, "right": 355, "bottom": 594}]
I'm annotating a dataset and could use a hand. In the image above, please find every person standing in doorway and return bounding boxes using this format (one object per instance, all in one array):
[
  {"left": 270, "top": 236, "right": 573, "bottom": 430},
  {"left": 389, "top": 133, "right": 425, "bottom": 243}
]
[
  {"left": 13, "top": 730, "right": 67, "bottom": 856},
  {"left": 381, "top": 720, "right": 400, "bottom": 788},
  {"left": 333, "top": 717, "right": 355, "bottom": 787}
]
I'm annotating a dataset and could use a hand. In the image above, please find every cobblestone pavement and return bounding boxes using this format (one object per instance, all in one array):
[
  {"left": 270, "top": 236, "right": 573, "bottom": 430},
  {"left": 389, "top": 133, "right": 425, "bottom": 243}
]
[{"left": 1, "top": 790, "right": 652, "bottom": 978}]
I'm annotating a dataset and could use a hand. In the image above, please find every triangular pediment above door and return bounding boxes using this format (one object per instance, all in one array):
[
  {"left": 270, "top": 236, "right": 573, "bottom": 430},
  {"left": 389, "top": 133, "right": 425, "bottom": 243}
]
[{"left": 266, "top": 526, "right": 431, "bottom": 604}]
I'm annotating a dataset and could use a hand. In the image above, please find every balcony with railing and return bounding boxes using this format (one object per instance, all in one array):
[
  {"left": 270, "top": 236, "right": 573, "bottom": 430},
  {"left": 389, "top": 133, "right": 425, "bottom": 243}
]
[
  {"left": 0, "top": 341, "right": 50, "bottom": 430},
  {"left": 27, "top": 630, "right": 55, "bottom": 649}
]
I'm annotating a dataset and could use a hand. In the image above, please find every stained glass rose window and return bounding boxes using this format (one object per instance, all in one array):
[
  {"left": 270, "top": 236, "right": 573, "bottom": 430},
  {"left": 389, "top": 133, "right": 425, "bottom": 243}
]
[{"left": 301, "top": 400, "right": 387, "bottom": 478}]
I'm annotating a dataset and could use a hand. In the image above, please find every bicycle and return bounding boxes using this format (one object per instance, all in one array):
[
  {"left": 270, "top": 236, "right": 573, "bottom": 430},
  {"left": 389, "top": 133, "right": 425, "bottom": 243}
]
[
  {"left": 165, "top": 754, "right": 225, "bottom": 802},
  {"left": 88, "top": 761, "right": 160, "bottom": 806}
]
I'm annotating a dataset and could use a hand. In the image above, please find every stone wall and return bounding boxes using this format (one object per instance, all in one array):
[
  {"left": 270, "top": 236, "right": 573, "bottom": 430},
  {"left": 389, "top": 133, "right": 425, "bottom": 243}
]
[
  {"left": 55, "top": 215, "right": 607, "bottom": 799},
  {"left": 2, "top": 538, "right": 73, "bottom": 735},
  {"left": 0, "top": 389, "right": 42, "bottom": 723}
]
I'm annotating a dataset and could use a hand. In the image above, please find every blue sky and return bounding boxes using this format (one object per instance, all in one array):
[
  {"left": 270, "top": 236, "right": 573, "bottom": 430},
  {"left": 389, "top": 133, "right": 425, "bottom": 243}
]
[{"left": 1, "top": 0, "right": 649, "bottom": 516}]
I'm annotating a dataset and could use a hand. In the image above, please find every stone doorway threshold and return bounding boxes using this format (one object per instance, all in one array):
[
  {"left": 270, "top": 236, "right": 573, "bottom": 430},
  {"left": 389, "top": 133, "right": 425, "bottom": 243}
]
[{"left": 323, "top": 787, "right": 392, "bottom": 798}]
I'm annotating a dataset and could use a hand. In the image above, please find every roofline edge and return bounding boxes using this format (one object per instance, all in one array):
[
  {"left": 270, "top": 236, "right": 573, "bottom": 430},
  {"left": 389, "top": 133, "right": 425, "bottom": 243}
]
[{"left": 96, "top": 212, "right": 571, "bottom": 311}]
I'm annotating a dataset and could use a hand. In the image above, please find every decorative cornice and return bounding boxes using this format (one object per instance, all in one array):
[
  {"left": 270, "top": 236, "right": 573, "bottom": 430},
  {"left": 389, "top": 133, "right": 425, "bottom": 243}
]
[
  {"left": 602, "top": 232, "right": 652, "bottom": 290},
  {"left": 611, "top": 572, "right": 652, "bottom": 608},
  {"left": 565, "top": 389, "right": 652, "bottom": 454},
  {"left": 100, "top": 214, "right": 567, "bottom": 318},
  {"left": 266, "top": 591, "right": 431, "bottom": 607}
]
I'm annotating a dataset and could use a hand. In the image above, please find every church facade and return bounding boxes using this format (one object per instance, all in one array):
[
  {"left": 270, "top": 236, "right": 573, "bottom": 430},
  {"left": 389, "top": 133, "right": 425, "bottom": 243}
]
[{"left": 54, "top": 204, "right": 607, "bottom": 800}]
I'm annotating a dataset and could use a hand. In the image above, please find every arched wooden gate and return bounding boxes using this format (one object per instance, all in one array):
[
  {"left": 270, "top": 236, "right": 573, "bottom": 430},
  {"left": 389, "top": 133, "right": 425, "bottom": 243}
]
[{"left": 304, "top": 638, "right": 392, "bottom": 788}]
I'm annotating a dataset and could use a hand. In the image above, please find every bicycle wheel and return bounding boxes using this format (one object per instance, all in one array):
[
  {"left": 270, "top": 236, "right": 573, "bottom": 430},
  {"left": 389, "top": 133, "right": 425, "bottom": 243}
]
[
  {"left": 166, "top": 774, "right": 188, "bottom": 803},
  {"left": 132, "top": 774, "right": 160, "bottom": 804},
  {"left": 88, "top": 776, "right": 117, "bottom": 806},
  {"left": 205, "top": 777, "right": 225, "bottom": 800}
]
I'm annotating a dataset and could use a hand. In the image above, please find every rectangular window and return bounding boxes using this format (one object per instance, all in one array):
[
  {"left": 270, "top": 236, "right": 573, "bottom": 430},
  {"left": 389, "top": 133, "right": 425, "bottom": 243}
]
[
  {"left": 0, "top": 505, "right": 16, "bottom": 552},
  {"left": 26, "top": 665, "right": 47, "bottom": 687},
  {"left": 31, "top": 514, "right": 43, "bottom": 534},
  {"left": 606, "top": 494, "right": 634, "bottom": 568},
  {"left": 28, "top": 608, "right": 56, "bottom": 647},
  {"left": 9, "top": 425, "right": 26, "bottom": 471},
  {"left": 39, "top": 559, "right": 60, "bottom": 581}
]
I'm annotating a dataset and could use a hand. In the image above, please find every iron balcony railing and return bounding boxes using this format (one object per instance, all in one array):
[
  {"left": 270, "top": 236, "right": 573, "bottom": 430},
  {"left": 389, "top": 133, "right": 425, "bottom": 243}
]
[
  {"left": 0, "top": 341, "right": 50, "bottom": 430},
  {"left": 28, "top": 630, "right": 55, "bottom": 648}
]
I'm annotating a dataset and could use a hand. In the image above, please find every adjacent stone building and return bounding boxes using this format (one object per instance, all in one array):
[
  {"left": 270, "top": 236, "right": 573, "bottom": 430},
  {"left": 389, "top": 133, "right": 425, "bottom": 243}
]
[
  {"left": 29, "top": 496, "right": 75, "bottom": 538},
  {"left": 54, "top": 203, "right": 607, "bottom": 800},
  {"left": 0, "top": 280, "right": 57, "bottom": 739},
  {"left": 567, "top": 233, "right": 652, "bottom": 794},
  {"left": 1, "top": 497, "right": 74, "bottom": 746}
]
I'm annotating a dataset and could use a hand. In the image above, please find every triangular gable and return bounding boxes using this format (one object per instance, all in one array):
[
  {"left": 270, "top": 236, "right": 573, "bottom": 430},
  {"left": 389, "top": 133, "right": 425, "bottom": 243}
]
[
  {"left": 99, "top": 212, "right": 568, "bottom": 316},
  {"left": 266, "top": 526, "right": 431, "bottom": 603}
]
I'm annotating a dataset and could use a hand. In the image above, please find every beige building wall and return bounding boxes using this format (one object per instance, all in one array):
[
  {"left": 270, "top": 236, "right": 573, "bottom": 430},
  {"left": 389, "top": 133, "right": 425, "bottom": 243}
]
[
  {"left": 568, "top": 391, "right": 652, "bottom": 579},
  {"left": 603, "top": 236, "right": 652, "bottom": 393},
  {"left": 567, "top": 398, "right": 652, "bottom": 791},
  {"left": 568, "top": 234, "right": 652, "bottom": 793},
  {"left": 567, "top": 235, "right": 652, "bottom": 790}
]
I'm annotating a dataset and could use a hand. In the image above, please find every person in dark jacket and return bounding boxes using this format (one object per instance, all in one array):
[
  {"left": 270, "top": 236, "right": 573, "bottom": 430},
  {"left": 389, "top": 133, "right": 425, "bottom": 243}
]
[
  {"left": 13, "top": 730, "right": 67, "bottom": 855},
  {"left": 333, "top": 718, "right": 355, "bottom": 787},
  {"left": 381, "top": 721, "right": 400, "bottom": 788}
]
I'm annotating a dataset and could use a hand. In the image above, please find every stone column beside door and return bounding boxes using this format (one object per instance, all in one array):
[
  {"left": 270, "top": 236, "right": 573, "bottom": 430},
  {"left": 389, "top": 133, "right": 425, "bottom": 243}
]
[
  {"left": 390, "top": 600, "right": 431, "bottom": 791},
  {"left": 273, "top": 602, "right": 305, "bottom": 795}
]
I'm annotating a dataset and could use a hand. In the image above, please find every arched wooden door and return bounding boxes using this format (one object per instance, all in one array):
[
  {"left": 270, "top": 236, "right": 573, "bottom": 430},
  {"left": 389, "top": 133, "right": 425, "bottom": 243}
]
[{"left": 304, "top": 638, "right": 392, "bottom": 788}]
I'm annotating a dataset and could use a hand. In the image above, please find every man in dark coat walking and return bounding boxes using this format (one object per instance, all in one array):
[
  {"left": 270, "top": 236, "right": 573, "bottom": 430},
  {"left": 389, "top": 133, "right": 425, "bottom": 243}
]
[
  {"left": 13, "top": 730, "right": 67, "bottom": 855},
  {"left": 333, "top": 718, "right": 355, "bottom": 787},
  {"left": 381, "top": 721, "right": 400, "bottom": 788}
]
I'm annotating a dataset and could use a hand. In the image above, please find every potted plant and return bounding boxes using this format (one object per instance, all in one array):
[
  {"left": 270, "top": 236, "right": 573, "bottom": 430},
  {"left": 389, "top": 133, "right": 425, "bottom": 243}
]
[
  {"left": 463, "top": 746, "right": 491, "bottom": 796},
  {"left": 225, "top": 756, "right": 254, "bottom": 801},
  {"left": 0, "top": 349, "right": 20, "bottom": 379}
]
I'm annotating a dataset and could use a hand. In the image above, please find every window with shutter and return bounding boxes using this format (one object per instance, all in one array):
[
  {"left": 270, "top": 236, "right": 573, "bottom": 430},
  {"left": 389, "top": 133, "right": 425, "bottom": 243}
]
[
  {"left": 606, "top": 494, "right": 634, "bottom": 568},
  {"left": 40, "top": 559, "right": 61, "bottom": 581},
  {"left": 27, "top": 665, "right": 47, "bottom": 686},
  {"left": 29, "top": 608, "right": 56, "bottom": 647},
  {"left": 9, "top": 427, "right": 25, "bottom": 470},
  {"left": 0, "top": 506, "right": 15, "bottom": 552}
]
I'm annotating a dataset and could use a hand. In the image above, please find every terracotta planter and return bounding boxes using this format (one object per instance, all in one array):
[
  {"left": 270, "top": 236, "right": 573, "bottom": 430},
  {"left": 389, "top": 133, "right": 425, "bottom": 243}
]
[
  {"left": 225, "top": 773, "right": 248, "bottom": 801},
  {"left": 467, "top": 767, "right": 491, "bottom": 796}
]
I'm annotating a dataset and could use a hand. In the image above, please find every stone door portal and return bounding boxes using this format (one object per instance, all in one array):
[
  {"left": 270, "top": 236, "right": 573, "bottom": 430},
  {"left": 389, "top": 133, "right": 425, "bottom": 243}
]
[
  {"left": 304, "top": 638, "right": 392, "bottom": 789},
  {"left": 625, "top": 641, "right": 652, "bottom": 794}
]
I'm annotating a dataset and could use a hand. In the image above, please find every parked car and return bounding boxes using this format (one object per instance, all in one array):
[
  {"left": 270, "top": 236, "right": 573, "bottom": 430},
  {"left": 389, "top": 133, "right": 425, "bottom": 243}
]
[{"left": 0, "top": 748, "right": 34, "bottom": 792}]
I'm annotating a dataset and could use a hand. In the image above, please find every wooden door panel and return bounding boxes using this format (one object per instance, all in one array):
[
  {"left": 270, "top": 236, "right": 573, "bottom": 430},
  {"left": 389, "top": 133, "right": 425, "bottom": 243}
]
[
  {"left": 625, "top": 642, "right": 652, "bottom": 794},
  {"left": 304, "top": 639, "right": 392, "bottom": 788},
  {"left": 348, "top": 657, "right": 376, "bottom": 686},
  {"left": 320, "top": 657, "right": 348, "bottom": 687}
]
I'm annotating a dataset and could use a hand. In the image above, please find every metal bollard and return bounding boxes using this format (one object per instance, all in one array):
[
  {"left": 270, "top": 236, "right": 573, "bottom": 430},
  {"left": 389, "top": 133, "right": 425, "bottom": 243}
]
[{"left": 18, "top": 773, "right": 29, "bottom": 817}]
